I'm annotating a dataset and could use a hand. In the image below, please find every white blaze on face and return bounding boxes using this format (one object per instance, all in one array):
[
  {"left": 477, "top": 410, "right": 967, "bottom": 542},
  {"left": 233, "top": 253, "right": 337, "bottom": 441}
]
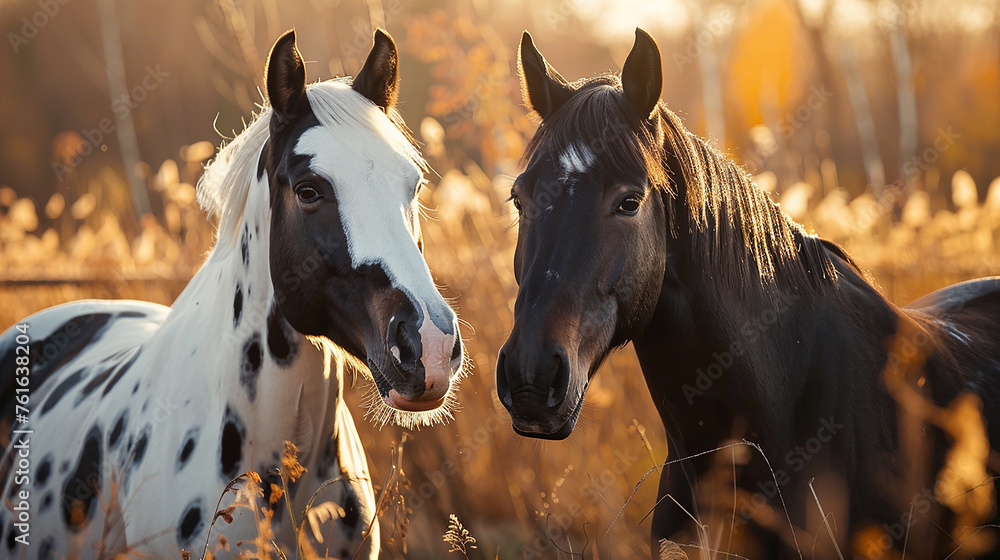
[
  {"left": 559, "top": 142, "right": 595, "bottom": 176},
  {"left": 294, "top": 106, "right": 459, "bottom": 397}
]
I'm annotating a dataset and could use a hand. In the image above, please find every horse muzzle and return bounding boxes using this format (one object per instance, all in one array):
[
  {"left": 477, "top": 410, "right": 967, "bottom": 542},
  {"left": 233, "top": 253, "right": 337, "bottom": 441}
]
[
  {"left": 372, "top": 298, "right": 463, "bottom": 412},
  {"left": 496, "top": 339, "right": 586, "bottom": 440}
]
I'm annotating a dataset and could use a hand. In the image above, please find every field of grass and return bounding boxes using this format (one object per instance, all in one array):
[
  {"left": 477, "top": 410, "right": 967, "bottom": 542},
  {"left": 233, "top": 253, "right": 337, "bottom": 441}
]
[{"left": 1, "top": 142, "right": 998, "bottom": 557}]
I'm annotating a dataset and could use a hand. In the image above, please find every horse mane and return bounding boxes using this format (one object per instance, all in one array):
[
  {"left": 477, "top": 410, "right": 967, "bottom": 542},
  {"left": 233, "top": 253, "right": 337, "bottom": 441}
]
[
  {"left": 658, "top": 103, "right": 841, "bottom": 296},
  {"left": 197, "top": 78, "right": 426, "bottom": 250},
  {"left": 524, "top": 75, "right": 840, "bottom": 298}
]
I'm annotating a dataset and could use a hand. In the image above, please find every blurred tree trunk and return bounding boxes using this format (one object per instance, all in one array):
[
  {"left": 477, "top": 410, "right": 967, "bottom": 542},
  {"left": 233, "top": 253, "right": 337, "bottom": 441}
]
[
  {"left": 791, "top": 0, "right": 863, "bottom": 193},
  {"left": 694, "top": 21, "right": 726, "bottom": 147},
  {"left": 218, "top": 0, "right": 263, "bottom": 94},
  {"left": 889, "top": 6, "right": 919, "bottom": 192},
  {"left": 841, "top": 42, "right": 885, "bottom": 194},
  {"left": 98, "top": 0, "right": 150, "bottom": 227}
]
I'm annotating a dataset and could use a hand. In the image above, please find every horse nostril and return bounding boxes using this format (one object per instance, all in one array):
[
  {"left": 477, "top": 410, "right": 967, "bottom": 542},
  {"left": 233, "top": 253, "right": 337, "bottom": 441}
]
[
  {"left": 388, "top": 315, "right": 420, "bottom": 375},
  {"left": 547, "top": 353, "right": 569, "bottom": 408},
  {"left": 496, "top": 351, "right": 513, "bottom": 408},
  {"left": 450, "top": 335, "right": 462, "bottom": 363}
]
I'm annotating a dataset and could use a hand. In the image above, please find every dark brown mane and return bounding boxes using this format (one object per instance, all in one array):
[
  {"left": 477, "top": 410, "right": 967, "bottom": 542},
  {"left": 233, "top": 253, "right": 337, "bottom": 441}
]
[{"left": 524, "top": 73, "right": 842, "bottom": 298}]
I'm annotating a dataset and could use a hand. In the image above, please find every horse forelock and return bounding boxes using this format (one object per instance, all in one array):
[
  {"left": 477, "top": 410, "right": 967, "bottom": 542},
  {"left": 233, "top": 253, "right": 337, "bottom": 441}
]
[
  {"left": 523, "top": 76, "right": 669, "bottom": 192},
  {"left": 196, "top": 78, "right": 426, "bottom": 256}
]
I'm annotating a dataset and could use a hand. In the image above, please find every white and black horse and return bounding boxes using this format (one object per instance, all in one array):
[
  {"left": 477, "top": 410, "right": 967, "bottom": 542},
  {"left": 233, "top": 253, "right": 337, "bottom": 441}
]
[
  {"left": 0, "top": 29, "right": 464, "bottom": 559},
  {"left": 499, "top": 28, "right": 1000, "bottom": 558}
]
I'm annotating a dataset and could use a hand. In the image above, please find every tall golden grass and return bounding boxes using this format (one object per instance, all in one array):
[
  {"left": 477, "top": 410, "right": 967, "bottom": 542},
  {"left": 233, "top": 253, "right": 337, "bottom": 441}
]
[{"left": 1, "top": 131, "right": 999, "bottom": 557}]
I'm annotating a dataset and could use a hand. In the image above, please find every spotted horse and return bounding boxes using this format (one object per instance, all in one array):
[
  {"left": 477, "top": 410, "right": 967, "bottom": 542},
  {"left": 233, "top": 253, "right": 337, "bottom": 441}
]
[{"left": 0, "top": 29, "right": 466, "bottom": 559}]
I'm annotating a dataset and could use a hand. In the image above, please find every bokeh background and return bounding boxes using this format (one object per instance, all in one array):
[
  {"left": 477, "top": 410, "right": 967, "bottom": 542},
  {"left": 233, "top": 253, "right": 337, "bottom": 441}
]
[{"left": 1, "top": 0, "right": 999, "bottom": 557}]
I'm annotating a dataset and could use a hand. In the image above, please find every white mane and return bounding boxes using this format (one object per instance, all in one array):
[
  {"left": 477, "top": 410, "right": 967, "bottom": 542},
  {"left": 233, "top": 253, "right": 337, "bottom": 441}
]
[
  {"left": 195, "top": 78, "right": 456, "bottom": 430},
  {"left": 196, "top": 78, "right": 426, "bottom": 249}
]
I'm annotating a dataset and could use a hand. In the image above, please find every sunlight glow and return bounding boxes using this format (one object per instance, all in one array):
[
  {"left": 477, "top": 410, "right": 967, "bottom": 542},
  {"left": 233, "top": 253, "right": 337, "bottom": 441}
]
[{"left": 571, "top": 0, "right": 690, "bottom": 42}]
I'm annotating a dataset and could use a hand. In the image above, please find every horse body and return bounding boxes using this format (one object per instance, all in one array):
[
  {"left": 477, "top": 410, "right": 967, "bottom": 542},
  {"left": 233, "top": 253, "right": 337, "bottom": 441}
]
[
  {"left": 2, "top": 29, "right": 462, "bottom": 559},
  {"left": 636, "top": 243, "right": 1000, "bottom": 556},
  {"left": 503, "top": 28, "right": 1000, "bottom": 558},
  {"left": 1, "top": 251, "right": 377, "bottom": 558}
]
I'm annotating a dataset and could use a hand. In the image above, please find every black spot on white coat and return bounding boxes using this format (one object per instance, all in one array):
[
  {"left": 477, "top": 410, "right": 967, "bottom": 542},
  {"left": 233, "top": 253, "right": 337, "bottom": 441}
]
[
  {"left": 177, "top": 498, "right": 204, "bottom": 546},
  {"left": 315, "top": 436, "right": 339, "bottom": 480},
  {"left": 132, "top": 426, "right": 151, "bottom": 464},
  {"left": 240, "top": 224, "right": 250, "bottom": 269},
  {"left": 121, "top": 423, "right": 151, "bottom": 489},
  {"left": 36, "top": 455, "right": 52, "bottom": 487},
  {"left": 38, "top": 537, "right": 55, "bottom": 559},
  {"left": 1, "top": 313, "right": 112, "bottom": 420},
  {"left": 102, "top": 349, "right": 141, "bottom": 396},
  {"left": 77, "top": 366, "right": 115, "bottom": 402},
  {"left": 40, "top": 369, "right": 86, "bottom": 415},
  {"left": 40, "top": 492, "right": 53, "bottom": 513},
  {"left": 219, "top": 406, "right": 246, "bottom": 480},
  {"left": 108, "top": 409, "right": 128, "bottom": 449},
  {"left": 343, "top": 493, "right": 360, "bottom": 529},
  {"left": 177, "top": 427, "right": 199, "bottom": 471},
  {"left": 233, "top": 283, "right": 244, "bottom": 328},
  {"left": 240, "top": 333, "right": 263, "bottom": 401},
  {"left": 118, "top": 311, "right": 146, "bottom": 319},
  {"left": 62, "top": 426, "right": 102, "bottom": 531},
  {"left": 266, "top": 304, "right": 298, "bottom": 366}
]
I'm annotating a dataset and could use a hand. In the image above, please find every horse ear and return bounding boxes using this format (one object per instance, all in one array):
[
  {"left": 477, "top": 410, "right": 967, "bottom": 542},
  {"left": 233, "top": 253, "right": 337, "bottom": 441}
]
[
  {"left": 518, "top": 31, "right": 573, "bottom": 120},
  {"left": 621, "top": 28, "right": 662, "bottom": 120},
  {"left": 353, "top": 29, "right": 399, "bottom": 111},
  {"left": 265, "top": 29, "right": 308, "bottom": 121}
]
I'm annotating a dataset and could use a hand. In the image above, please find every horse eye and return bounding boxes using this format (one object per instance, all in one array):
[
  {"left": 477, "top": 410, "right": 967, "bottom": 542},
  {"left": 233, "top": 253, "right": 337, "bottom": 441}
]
[
  {"left": 296, "top": 183, "right": 321, "bottom": 203},
  {"left": 617, "top": 196, "right": 641, "bottom": 215},
  {"left": 509, "top": 192, "right": 522, "bottom": 212}
]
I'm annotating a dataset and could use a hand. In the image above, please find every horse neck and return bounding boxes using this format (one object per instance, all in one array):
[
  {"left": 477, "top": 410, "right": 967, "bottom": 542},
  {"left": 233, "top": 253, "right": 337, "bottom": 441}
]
[
  {"left": 636, "top": 209, "right": 902, "bottom": 445},
  {"left": 167, "top": 170, "right": 341, "bottom": 454}
]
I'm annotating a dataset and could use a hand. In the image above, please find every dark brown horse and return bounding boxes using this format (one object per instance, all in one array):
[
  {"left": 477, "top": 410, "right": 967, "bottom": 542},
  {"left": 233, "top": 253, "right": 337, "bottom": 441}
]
[{"left": 498, "top": 28, "right": 1000, "bottom": 559}]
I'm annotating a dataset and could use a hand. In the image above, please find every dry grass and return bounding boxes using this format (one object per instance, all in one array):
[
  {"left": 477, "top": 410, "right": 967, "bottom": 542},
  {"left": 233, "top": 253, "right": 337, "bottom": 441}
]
[{"left": 1, "top": 137, "right": 999, "bottom": 558}]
